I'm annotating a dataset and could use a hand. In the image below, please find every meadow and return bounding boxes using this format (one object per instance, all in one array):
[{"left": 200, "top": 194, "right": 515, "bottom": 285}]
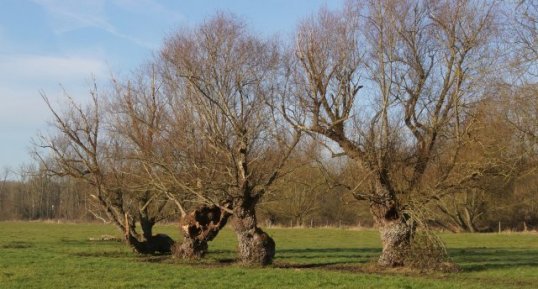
[{"left": 0, "top": 222, "right": 537, "bottom": 289}]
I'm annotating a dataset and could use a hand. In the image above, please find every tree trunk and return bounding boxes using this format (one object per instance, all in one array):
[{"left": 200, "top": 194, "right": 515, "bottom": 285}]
[
  {"left": 369, "top": 185, "right": 412, "bottom": 267},
  {"left": 175, "top": 236, "right": 208, "bottom": 259},
  {"left": 124, "top": 213, "right": 175, "bottom": 255},
  {"left": 174, "top": 203, "right": 231, "bottom": 259},
  {"left": 139, "top": 213, "right": 154, "bottom": 242},
  {"left": 231, "top": 197, "right": 275, "bottom": 266}
]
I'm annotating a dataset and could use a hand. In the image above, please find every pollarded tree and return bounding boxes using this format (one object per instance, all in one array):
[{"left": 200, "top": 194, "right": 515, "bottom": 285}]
[
  {"left": 36, "top": 87, "right": 174, "bottom": 254},
  {"left": 284, "top": 0, "right": 499, "bottom": 267},
  {"left": 160, "top": 14, "right": 301, "bottom": 265},
  {"left": 108, "top": 66, "right": 233, "bottom": 259}
]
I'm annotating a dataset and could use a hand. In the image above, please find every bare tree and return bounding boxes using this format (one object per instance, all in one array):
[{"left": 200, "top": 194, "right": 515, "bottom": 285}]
[
  {"left": 108, "top": 66, "right": 233, "bottom": 259},
  {"left": 161, "top": 14, "right": 301, "bottom": 265},
  {"left": 0, "top": 167, "right": 10, "bottom": 219},
  {"left": 504, "top": 0, "right": 538, "bottom": 146},
  {"left": 512, "top": 0, "right": 538, "bottom": 76},
  {"left": 36, "top": 86, "right": 174, "bottom": 254},
  {"left": 264, "top": 158, "right": 324, "bottom": 227},
  {"left": 284, "top": 0, "right": 498, "bottom": 267}
]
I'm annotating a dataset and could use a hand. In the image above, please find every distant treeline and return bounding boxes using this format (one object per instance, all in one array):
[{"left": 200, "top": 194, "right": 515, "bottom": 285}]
[{"left": 0, "top": 167, "right": 89, "bottom": 221}]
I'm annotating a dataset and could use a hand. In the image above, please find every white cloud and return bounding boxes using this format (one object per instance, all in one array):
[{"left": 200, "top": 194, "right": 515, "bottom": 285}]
[
  {"left": 0, "top": 53, "right": 108, "bottom": 129},
  {"left": 0, "top": 86, "right": 48, "bottom": 126},
  {"left": 0, "top": 24, "right": 7, "bottom": 49},
  {"left": 0, "top": 54, "right": 107, "bottom": 82},
  {"left": 0, "top": 53, "right": 110, "bottom": 167}
]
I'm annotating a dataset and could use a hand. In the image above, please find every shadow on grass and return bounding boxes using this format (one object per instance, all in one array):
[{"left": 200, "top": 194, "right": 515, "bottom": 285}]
[
  {"left": 275, "top": 261, "right": 357, "bottom": 269},
  {"left": 273, "top": 247, "right": 538, "bottom": 274},
  {"left": 205, "top": 247, "right": 379, "bottom": 263},
  {"left": 72, "top": 251, "right": 132, "bottom": 258},
  {"left": 75, "top": 242, "right": 538, "bottom": 274},
  {"left": 60, "top": 238, "right": 91, "bottom": 245},
  {"left": 1, "top": 241, "right": 33, "bottom": 249},
  {"left": 276, "top": 248, "right": 379, "bottom": 261},
  {"left": 209, "top": 247, "right": 538, "bottom": 273},
  {"left": 448, "top": 248, "right": 538, "bottom": 272},
  {"left": 164, "top": 248, "right": 377, "bottom": 269}
]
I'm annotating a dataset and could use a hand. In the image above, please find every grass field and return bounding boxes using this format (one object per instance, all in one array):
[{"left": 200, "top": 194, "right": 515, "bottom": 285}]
[{"left": 0, "top": 222, "right": 537, "bottom": 288}]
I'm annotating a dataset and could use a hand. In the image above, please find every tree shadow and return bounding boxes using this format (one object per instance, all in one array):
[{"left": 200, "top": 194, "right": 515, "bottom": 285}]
[
  {"left": 72, "top": 251, "right": 131, "bottom": 258},
  {"left": 201, "top": 248, "right": 379, "bottom": 268},
  {"left": 1, "top": 241, "right": 33, "bottom": 249},
  {"left": 274, "top": 261, "right": 356, "bottom": 269},
  {"left": 276, "top": 247, "right": 380, "bottom": 261},
  {"left": 82, "top": 240, "right": 538, "bottom": 274},
  {"left": 448, "top": 248, "right": 538, "bottom": 272},
  {"left": 273, "top": 247, "right": 538, "bottom": 273}
]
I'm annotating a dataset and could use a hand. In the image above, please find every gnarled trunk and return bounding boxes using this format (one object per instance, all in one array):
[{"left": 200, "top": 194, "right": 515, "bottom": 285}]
[
  {"left": 370, "top": 185, "right": 412, "bottom": 267},
  {"left": 175, "top": 235, "right": 208, "bottom": 259},
  {"left": 174, "top": 203, "right": 232, "bottom": 259},
  {"left": 232, "top": 197, "right": 275, "bottom": 266},
  {"left": 124, "top": 213, "right": 175, "bottom": 255},
  {"left": 376, "top": 218, "right": 412, "bottom": 267}
]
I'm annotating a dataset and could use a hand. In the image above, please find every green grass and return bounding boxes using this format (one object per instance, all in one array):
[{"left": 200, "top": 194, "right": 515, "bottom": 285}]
[{"left": 0, "top": 222, "right": 537, "bottom": 288}]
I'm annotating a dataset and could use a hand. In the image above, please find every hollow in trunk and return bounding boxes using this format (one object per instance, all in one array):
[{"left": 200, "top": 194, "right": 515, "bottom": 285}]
[{"left": 174, "top": 203, "right": 232, "bottom": 259}]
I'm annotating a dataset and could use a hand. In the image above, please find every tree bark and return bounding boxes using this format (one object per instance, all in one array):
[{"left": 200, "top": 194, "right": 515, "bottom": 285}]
[
  {"left": 369, "top": 184, "right": 412, "bottom": 267},
  {"left": 174, "top": 203, "right": 232, "bottom": 259},
  {"left": 231, "top": 197, "right": 275, "bottom": 266}
]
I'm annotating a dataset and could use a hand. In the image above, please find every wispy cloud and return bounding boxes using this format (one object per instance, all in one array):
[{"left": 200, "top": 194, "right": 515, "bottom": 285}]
[
  {"left": 113, "top": 0, "right": 184, "bottom": 23},
  {"left": 32, "top": 0, "right": 158, "bottom": 49},
  {"left": 33, "top": 0, "right": 109, "bottom": 33}
]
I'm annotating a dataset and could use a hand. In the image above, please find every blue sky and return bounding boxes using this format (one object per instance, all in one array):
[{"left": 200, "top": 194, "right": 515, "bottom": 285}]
[{"left": 0, "top": 0, "right": 344, "bottom": 171}]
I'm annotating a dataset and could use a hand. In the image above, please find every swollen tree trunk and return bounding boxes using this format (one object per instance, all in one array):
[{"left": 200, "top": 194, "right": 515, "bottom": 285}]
[
  {"left": 175, "top": 203, "right": 232, "bottom": 259},
  {"left": 231, "top": 197, "right": 275, "bottom": 266},
  {"left": 370, "top": 184, "right": 412, "bottom": 267}
]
